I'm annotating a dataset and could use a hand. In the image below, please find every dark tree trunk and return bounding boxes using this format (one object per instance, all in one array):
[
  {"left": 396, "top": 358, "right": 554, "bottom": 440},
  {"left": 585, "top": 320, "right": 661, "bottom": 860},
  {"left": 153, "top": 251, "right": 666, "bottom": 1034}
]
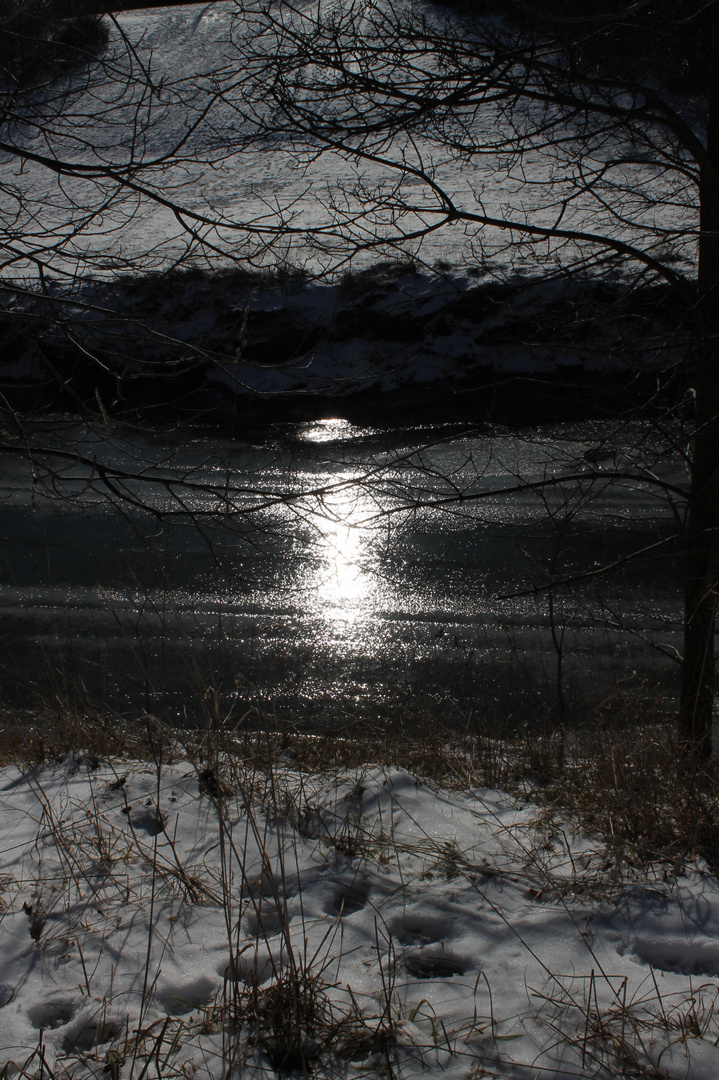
[{"left": 679, "top": 3, "right": 719, "bottom": 758}]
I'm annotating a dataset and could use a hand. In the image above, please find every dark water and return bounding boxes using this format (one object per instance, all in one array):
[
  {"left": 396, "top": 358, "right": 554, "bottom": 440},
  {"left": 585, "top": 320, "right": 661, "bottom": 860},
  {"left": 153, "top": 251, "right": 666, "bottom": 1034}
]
[{"left": 0, "top": 418, "right": 686, "bottom": 729}]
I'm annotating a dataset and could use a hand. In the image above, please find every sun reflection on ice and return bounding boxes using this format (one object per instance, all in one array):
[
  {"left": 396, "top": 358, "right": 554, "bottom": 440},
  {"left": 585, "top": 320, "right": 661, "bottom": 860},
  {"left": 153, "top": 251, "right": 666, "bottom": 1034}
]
[
  {"left": 297, "top": 418, "right": 358, "bottom": 444},
  {"left": 295, "top": 419, "right": 384, "bottom": 625},
  {"left": 320, "top": 512, "right": 365, "bottom": 616},
  {"left": 313, "top": 489, "right": 374, "bottom": 623}
]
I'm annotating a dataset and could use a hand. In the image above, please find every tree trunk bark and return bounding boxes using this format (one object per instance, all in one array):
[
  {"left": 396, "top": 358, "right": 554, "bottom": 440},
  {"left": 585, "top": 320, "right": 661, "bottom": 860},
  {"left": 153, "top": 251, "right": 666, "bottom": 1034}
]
[{"left": 679, "top": 2, "right": 719, "bottom": 758}]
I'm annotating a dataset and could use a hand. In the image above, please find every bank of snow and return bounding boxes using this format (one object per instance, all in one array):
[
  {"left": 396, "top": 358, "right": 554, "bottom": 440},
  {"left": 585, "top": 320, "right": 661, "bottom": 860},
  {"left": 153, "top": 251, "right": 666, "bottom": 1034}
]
[
  {"left": 1, "top": 754, "right": 717, "bottom": 1079},
  {"left": 2, "top": 267, "right": 681, "bottom": 422}
]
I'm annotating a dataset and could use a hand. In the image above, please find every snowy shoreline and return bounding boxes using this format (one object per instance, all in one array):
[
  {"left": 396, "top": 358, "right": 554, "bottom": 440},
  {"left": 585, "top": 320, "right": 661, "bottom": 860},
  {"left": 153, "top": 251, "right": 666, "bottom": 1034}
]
[
  {"left": 1, "top": 743, "right": 719, "bottom": 1079},
  {"left": 1, "top": 268, "right": 683, "bottom": 425}
]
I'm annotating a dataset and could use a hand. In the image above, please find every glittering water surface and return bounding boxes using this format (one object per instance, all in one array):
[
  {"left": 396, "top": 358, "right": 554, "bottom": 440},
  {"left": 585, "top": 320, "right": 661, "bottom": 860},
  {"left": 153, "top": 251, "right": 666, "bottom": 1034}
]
[{"left": 0, "top": 419, "right": 687, "bottom": 726}]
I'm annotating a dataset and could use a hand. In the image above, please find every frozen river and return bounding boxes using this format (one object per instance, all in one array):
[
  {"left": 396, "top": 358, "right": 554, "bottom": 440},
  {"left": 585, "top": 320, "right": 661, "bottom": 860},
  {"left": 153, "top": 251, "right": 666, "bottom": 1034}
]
[{"left": 0, "top": 418, "right": 687, "bottom": 729}]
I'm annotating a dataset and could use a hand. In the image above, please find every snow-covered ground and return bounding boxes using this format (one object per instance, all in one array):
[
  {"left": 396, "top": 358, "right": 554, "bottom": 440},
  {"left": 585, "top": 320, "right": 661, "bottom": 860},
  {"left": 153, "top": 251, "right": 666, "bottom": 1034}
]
[{"left": 1, "top": 751, "right": 718, "bottom": 1079}]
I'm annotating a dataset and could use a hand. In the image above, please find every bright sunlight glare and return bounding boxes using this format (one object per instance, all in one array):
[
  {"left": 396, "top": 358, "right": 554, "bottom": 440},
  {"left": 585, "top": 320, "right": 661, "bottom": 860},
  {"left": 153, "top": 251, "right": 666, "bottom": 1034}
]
[
  {"left": 297, "top": 419, "right": 357, "bottom": 443},
  {"left": 313, "top": 485, "right": 374, "bottom": 622}
]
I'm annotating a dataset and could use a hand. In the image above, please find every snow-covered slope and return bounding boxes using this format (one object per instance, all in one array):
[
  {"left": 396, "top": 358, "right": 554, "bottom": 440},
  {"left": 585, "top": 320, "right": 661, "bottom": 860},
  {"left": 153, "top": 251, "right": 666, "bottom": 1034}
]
[
  {"left": 2, "top": 1, "right": 693, "bottom": 283},
  {"left": 0, "top": 3, "right": 693, "bottom": 412}
]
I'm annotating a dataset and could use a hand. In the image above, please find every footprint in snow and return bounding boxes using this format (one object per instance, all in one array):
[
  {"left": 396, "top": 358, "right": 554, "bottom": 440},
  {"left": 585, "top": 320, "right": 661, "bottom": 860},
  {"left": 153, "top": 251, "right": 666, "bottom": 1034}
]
[
  {"left": 123, "top": 803, "right": 165, "bottom": 836},
  {"left": 632, "top": 938, "right": 719, "bottom": 977},
  {"left": 28, "top": 1001, "right": 74, "bottom": 1030},
  {"left": 391, "top": 913, "right": 449, "bottom": 946},
  {"left": 155, "top": 976, "right": 217, "bottom": 1016},
  {"left": 323, "top": 881, "right": 370, "bottom": 917},
  {"left": 65, "top": 1017, "right": 120, "bottom": 1052},
  {"left": 243, "top": 899, "right": 285, "bottom": 938},
  {"left": 403, "top": 948, "right": 467, "bottom": 979}
]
